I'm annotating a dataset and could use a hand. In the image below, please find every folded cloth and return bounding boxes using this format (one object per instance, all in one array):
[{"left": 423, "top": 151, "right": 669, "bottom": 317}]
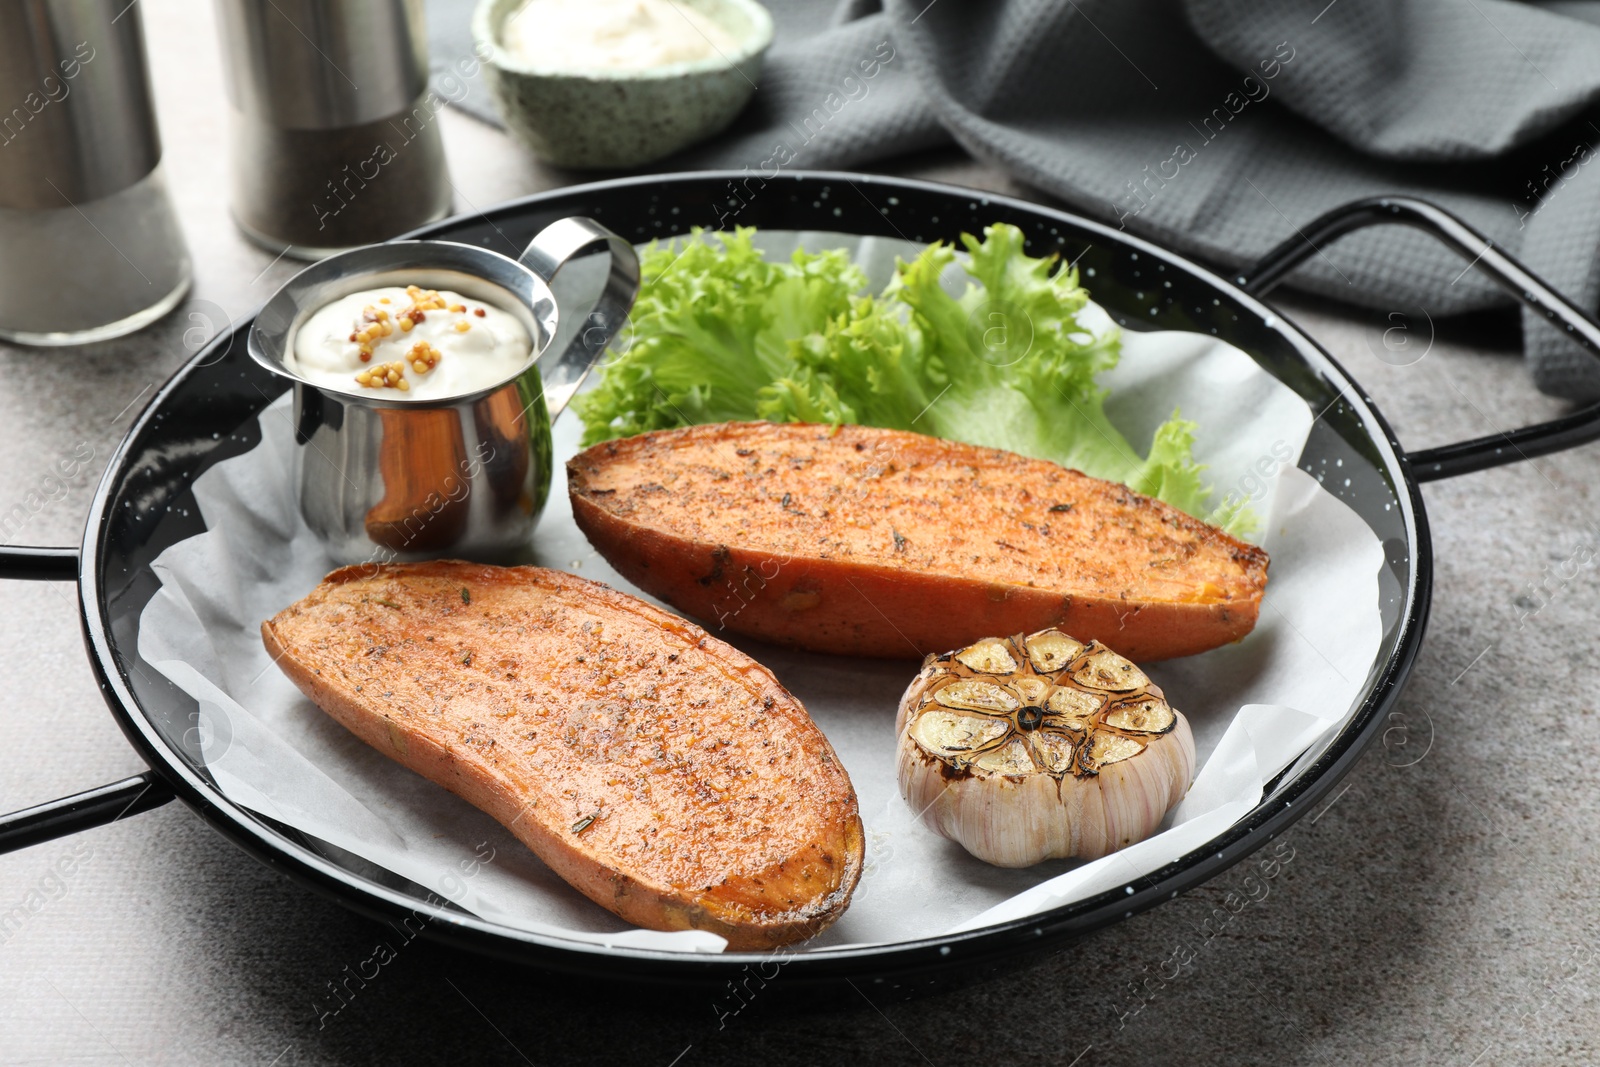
[{"left": 430, "top": 0, "right": 1600, "bottom": 400}]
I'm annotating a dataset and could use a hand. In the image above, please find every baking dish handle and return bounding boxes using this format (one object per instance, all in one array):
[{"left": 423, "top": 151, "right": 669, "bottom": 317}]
[
  {"left": 0, "top": 545, "right": 78, "bottom": 581},
  {"left": 0, "top": 545, "right": 174, "bottom": 854},
  {"left": 1235, "top": 196, "right": 1600, "bottom": 482}
]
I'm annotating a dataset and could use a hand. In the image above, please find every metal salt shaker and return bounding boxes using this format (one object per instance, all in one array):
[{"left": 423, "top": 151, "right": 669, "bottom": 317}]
[
  {"left": 214, "top": 0, "right": 452, "bottom": 259},
  {"left": 0, "top": 2, "right": 192, "bottom": 346}
]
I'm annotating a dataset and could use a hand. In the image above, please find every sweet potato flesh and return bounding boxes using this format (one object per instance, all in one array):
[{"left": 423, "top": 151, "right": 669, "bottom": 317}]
[
  {"left": 262, "top": 562, "right": 862, "bottom": 947},
  {"left": 568, "top": 422, "right": 1269, "bottom": 660}
]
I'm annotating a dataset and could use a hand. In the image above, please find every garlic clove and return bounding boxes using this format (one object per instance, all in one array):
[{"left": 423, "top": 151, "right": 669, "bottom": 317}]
[
  {"left": 934, "top": 678, "right": 1020, "bottom": 714},
  {"left": 910, "top": 709, "right": 1010, "bottom": 758},
  {"left": 1029, "top": 730, "right": 1077, "bottom": 774},
  {"left": 1046, "top": 685, "right": 1104, "bottom": 719},
  {"left": 1009, "top": 676, "right": 1050, "bottom": 706},
  {"left": 1024, "top": 629, "right": 1084, "bottom": 673},
  {"left": 973, "top": 738, "right": 1035, "bottom": 775},
  {"left": 1084, "top": 731, "right": 1145, "bottom": 769},
  {"left": 1072, "top": 647, "right": 1150, "bottom": 692},
  {"left": 1103, "top": 696, "right": 1177, "bottom": 734},
  {"left": 954, "top": 637, "right": 1018, "bottom": 674}
]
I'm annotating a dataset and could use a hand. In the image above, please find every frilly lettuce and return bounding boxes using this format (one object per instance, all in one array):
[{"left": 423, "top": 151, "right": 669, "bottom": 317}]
[{"left": 576, "top": 225, "right": 1253, "bottom": 535}]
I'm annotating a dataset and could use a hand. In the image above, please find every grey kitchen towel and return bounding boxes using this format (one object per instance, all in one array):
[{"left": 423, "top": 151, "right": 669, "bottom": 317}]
[{"left": 432, "top": 0, "right": 1600, "bottom": 400}]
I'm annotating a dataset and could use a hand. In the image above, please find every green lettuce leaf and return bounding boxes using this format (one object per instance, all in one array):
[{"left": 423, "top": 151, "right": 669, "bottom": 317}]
[
  {"left": 576, "top": 229, "right": 865, "bottom": 438},
  {"left": 575, "top": 225, "right": 1255, "bottom": 537}
]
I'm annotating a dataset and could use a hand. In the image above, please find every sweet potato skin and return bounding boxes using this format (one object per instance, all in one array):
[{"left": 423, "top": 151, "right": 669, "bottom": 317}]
[
  {"left": 262, "top": 561, "right": 862, "bottom": 949},
  {"left": 568, "top": 423, "right": 1269, "bottom": 661}
]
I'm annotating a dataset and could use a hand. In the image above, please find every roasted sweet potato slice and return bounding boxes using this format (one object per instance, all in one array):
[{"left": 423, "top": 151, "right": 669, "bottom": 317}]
[
  {"left": 262, "top": 561, "right": 863, "bottom": 948},
  {"left": 568, "top": 422, "right": 1268, "bottom": 661}
]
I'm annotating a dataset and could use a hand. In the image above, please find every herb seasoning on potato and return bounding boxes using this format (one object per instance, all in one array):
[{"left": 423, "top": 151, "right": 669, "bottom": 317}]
[
  {"left": 263, "top": 561, "right": 864, "bottom": 948},
  {"left": 568, "top": 421, "right": 1269, "bottom": 661}
]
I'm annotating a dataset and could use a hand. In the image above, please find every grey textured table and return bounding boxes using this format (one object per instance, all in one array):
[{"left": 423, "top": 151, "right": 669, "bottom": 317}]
[{"left": 4, "top": 4, "right": 1599, "bottom": 1065}]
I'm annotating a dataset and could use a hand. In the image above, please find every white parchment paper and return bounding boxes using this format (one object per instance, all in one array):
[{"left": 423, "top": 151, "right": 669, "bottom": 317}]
[{"left": 136, "top": 235, "right": 1386, "bottom": 953}]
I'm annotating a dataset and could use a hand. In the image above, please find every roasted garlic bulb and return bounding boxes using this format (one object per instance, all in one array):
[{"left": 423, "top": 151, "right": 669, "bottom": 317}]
[{"left": 896, "top": 629, "right": 1195, "bottom": 867}]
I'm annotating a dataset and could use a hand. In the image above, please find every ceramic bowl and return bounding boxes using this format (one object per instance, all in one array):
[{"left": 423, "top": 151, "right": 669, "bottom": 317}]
[{"left": 473, "top": 0, "right": 774, "bottom": 170}]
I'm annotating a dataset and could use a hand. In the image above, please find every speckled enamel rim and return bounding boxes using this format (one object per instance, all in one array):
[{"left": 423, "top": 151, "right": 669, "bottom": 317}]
[{"left": 69, "top": 172, "right": 1438, "bottom": 988}]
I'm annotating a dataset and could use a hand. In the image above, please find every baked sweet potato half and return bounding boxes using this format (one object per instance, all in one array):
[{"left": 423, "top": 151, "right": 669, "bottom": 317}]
[
  {"left": 262, "top": 561, "right": 863, "bottom": 948},
  {"left": 568, "top": 422, "right": 1268, "bottom": 661}
]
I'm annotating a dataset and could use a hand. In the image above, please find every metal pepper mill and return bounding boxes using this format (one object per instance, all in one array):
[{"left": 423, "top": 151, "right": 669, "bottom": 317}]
[
  {"left": 0, "top": 2, "right": 191, "bottom": 346},
  {"left": 214, "top": 0, "right": 452, "bottom": 259}
]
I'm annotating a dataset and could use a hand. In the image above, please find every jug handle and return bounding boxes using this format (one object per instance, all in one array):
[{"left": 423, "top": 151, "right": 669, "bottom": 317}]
[{"left": 518, "top": 217, "right": 641, "bottom": 420}]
